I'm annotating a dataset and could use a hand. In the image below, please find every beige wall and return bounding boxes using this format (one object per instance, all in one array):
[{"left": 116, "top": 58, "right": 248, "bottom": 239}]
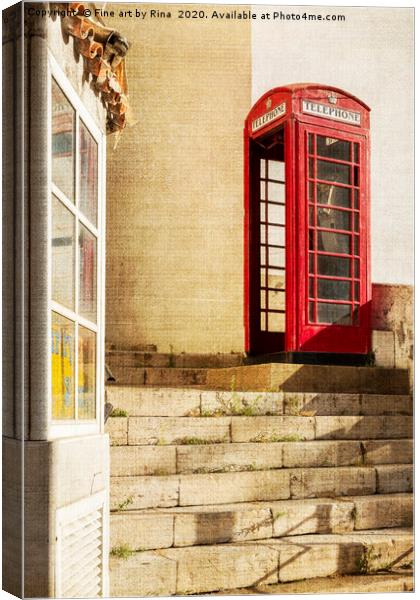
[
  {"left": 251, "top": 5, "right": 414, "bottom": 285},
  {"left": 105, "top": 4, "right": 251, "bottom": 354}
]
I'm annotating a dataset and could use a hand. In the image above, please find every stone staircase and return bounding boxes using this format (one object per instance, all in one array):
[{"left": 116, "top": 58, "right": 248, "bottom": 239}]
[{"left": 106, "top": 364, "right": 413, "bottom": 596}]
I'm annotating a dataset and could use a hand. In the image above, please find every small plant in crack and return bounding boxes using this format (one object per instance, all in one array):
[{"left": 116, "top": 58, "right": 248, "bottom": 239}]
[
  {"left": 116, "top": 496, "right": 134, "bottom": 511},
  {"left": 110, "top": 544, "right": 135, "bottom": 559}
]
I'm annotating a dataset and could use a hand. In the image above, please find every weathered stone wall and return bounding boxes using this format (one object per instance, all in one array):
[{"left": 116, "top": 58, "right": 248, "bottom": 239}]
[{"left": 105, "top": 4, "right": 252, "bottom": 354}]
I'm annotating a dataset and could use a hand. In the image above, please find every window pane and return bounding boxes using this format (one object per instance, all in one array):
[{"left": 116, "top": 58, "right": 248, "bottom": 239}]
[
  {"left": 260, "top": 202, "right": 266, "bottom": 221},
  {"left": 268, "top": 161, "right": 285, "bottom": 181},
  {"left": 78, "top": 326, "right": 96, "bottom": 420},
  {"left": 317, "top": 207, "right": 351, "bottom": 231},
  {"left": 267, "top": 270, "right": 285, "bottom": 290},
  {"left": 79, "top": 224, "right": 97, "bottom": 322},
  {"left": 260, "top": 312, "right": 266, "bottom": 331},
  {"left": 267, "top": 225, "right": 285, "bottom": 246},
  {"left": 268, "top": 247, "right": 285, "bottom": 268},
  {"left": 79, "top": 121, "right": 98, "bottom": 226},
  {"left": 268, "top": 290, "right": 285, "bottom": 310},
  {"left": 51, "top": 313, "right": 75, "bottom": 419},
  {"left": 309, "top": 301, "right": 316, "bottom": 323},
  {"left": 267, "top": 181, "right": 285, "bottom": 202},
  {"left": 316, "top": 136, "right": 351, "bottom": 161},
  {"left": 318, "top": 231, "right": 350, "bottom": 254},
  {"left": 317, "top": 279, "right": 351, "bottom": 301},
  {"left": 52, "top": 79, "right": 74, "bottom": 201},
  {"left": 317, "top": 183, "right": 351, "bottom": 208},
  {"left": 52, "top": 195, "right": 75, "bottom": 309},
  {"left": 260, "top": 225, "right": 266, "bottom": 244},
  {"left": 268, "top": 311, "right": 285, "bottom": 332},
  {"left": 317, "top": 160, "right": 350, "bottom": 184},
  {"left": 260, "top": 159, "right": 266, "bottom": 178},
  {"left": 308, "top": 133, "right": 314, "bottom": 154},
  {"left": 260, "top": 182, "right": 266, "bottom": 200},
  {"left": 317, "top": 255, "right": 351, "bottom": 277},
  {"left": 353, "top": 143, "right": 360, "bottom": 164},
  {"left": 260, "top": 291, "right": 266, "bottom": 309},
  {"left": 317, "top": 302, "right": 352, "bottom": 325},
  {"left": 267, "top": 203, "right": 284, "bottom": 224},
  {"left": 354, "top": 281, "right": 360, "bottom": 301}
]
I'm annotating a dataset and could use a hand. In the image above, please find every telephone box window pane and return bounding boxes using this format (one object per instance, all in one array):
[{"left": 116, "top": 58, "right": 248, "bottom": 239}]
[
  {"left": 269, "top": 247, "right": 285, "bottom": 268},
  {"left": 316, "top": 136, "right": 351, "bottom": 161},
  {"left": 268, "top": 270, "right": 285, "bottom": 290},
  {"left": 78, "top": 326, "right": 96, "bottom": 420},
  {"left": 79, "top": 224, "right": 97, "bottom": 322},
  {"left": 354, "top": 189, "right": 359, "bottom": 209},
  {"left": 51, "top": 312, "right": 75, "bottom": 419},
  {"left": 268, "top": 290, "right": 285, "bottom": 310},
  {"left": 267, "top": 203, "right": 284, "bottom": 224},
  {"left": 268, "top": 225, "right": 284, "bottom": 246},
  {"left": 260, "top": 182, "right": 266, "bottom": 200},
  {"left": 309, "top": 254, "right": 314, "bottom": 274},
  {"left": 260, "top": 203, "right": 266, "bottom": 221},
  {"left": 260, "top": 292, "right": 266, "bottom": 309},
  {"left": 317, "top": 183, "right": 351, "bottom": 208},
  {"left": 317, "top": 302, "right": 352, "bottom": 325},
  {"left": 353, "top": 166, "right": 359, "bottom": 187},
  {"left": 309, "top": 277, "right": 315, "bottom": 298},
  {"left": 79, "top": 121, "right": 98, "bottom": 226},
  {"left": 260, "top": 269, "right": 266, "bottom": 287},
  {"left": 353, "top": 213, "right": 359, "bottom": 232},
  {"left": 267, "top": 181, "right": 285, "bottom": 202},
  {"left": 353, "top": 306, "right": 360, "bottom": 325},
  {"left": 260, "top": 159, "right": 266, "bottom": 178},
  {"left": 354, "top": 236, "right": 360, "bottom": 256},
  {"left": 309, "top": 206, "right": 314, "bottom": 226},
  {"left": 309, "top": 301, "right": 316, "bottom": 323},
  {"left": 318, "top": 231, "right": 350, "bottom": 254},
  {"left": 354, "top": 281, "right": 360, "bottom": 301},
  {"left": 308, "top": 158, "right": 314, "bottom": 179},
  {"left": 309, "top": 229, "right": 314, "bottom": 250},
  {"left": 260, "top": 313, "right": 266, "bottom": 331},
  {"left": 308, "top": 181, "right": 314, "bottom": 201},
  {"left": 354, "top": 144, "right": 360, "bottom": 164},
  {"left": 317, "top": 279, "right": 351, "bottom": 301},
  {"left": 52, "top": 195, "right": 75, "bottom": 310},
  {"left": 317, "top": 208, "right": 351, "bottom": 231},
  {"left": 268, "top": 161, "right": 285, "bottom": 181},
  {"left": 268, "top": 312, "right": 285, "bottom": 332},
  {"left": 52, "top": 79, "right": 75, "bottom": 201},
  {"left": 317, "top": 255, "right": 351, "bottom": 277},
  {"left": 260, "top": 246, "right": 266, "bottom": 265},
  {"left": 317, "top": 160, "right": 351, "bottom": 185},
  {"left": 354, "top": 260, "right": 360, "bottom": 278},
  {"left": 260, "top": 225, "right": 266, "bottom": 244},
  {"left": 308, "top": 133, "right": 314, "bottom": 154}
]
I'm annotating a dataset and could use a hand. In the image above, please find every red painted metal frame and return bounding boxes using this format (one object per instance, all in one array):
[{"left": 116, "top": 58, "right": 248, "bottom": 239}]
[{"left": 244, "top": 84, "right": 371, "bottom": 355}]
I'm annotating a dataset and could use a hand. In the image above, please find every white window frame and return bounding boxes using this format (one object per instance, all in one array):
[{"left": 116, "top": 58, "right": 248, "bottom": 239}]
[{"left": 48, "top": 52, "right": 106, "bottom": 440}]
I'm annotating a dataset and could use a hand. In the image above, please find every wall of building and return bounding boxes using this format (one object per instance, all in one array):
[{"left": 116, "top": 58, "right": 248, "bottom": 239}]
[
  {"left": 105, "top": 4, "right": 252, "bottom": 354},
  {"left": 251, "top": 5, "right": 414, "bottom": 286}
]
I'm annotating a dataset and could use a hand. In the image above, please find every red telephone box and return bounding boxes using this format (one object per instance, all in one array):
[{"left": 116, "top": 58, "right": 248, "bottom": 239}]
[{"left": 244, "top": 84, "right": 371, "bottom": 357}]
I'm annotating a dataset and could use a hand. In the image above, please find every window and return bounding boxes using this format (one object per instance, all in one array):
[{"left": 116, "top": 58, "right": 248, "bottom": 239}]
[{"left": 49, "top": 59, "right": 104, "bottom": 436}]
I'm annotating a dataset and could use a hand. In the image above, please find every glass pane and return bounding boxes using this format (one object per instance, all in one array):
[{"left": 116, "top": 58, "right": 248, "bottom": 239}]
[
  {"left": 354, "top": 189, "right": 359, "bottom": 209},
  {"left": 268, "top": 161, "right": 285, "bottom": 181},
  {"left": 353, "top": 306, "right": 360, "bottom": 325},
  {"left": 308, "top": 157, "right": 314, "bottom": 179},
  {"left": 78, "top": 326, "right": 96, "bottom": 420},
  {"left": 260, "top": 159, "right": 266, "bottom": 178},
  {"left": 308, "top": 181, "right": 314, "bottom": 201},
  {"left": 309, "top": 206, "right": 314, "bottom": 226},
  {"left": 267, "top": 203, "right": 284, "bottom": 224},
  {"left": 260, "top": 225, "right": 266, "bottom": 244},
  {"left": 353, "top": 143, "right": 360, "bottom": 164},
  {"left": 51, "top": 312, "right": 75, "bottom": 420},
  {"left": 354, "top": 236, "right": 360, "bottom": 256},
  {"left": 317, "top": 183, "right": 351, "bottom": 208},
  {"left": 317, "top": 207, "right": 351, "bottom": 231},
  {"left": 317, "top": 302, "right": 352, "bottom": 325},
  {"left": 308, "top": 133, "right": 314, "bottom": 154},
  {"left": 309, "top": 301, "right": 316, "bottom": 323},
  {"left": 317, "top": 279, "right": 351, "bottom": 301},
  {"left": 267, "top": 270, "right": 285, "bottom": 290},
  {"left": 353, "top": 213, "right": 359, "bottom": 232},
  {"left": 354, "top": 281, "right": 360, "bottom": 301},
  {"left": 309, "top": 254, "right": 314, "bottom": 274},
  {"left": 52, "top": 79, "right": 75, "bottom": 201},
  {"left": 260, "top": 291, "right": 266, "bottom": 309},
  {"left": 309, "top": 277, "right": 315, "bottom": 298},
  {"left": 316, "top": 136, "right": 351, "bottom": 161},
  {"left": 260, "top": 269, "right": 266, "bottom": 287},
  {"left": 260, "top": 182, "right": 266, "bottom": 200},
  {"left": 317, "top": 255, "right": 351, "bottom": 277},
  {"left": 354, "top": 260, "right": 360, "bottom": 278},
  {"left": 309, "top": 229, "right": 314, "bottom": 251},
  {"left": 353, "top": 166, "right": 359, "bottom": 187},
  {"left": 260, "top": 312, "right": 266, "bottom": 331},
  {"left": 52, "top": 195, "right": 75, "bottom": 309},
  {"left": 79, "top": 224, "right": 97, "bottom": 322},
  {"left": 260, "top": 202, "right": 266, "bottom": 221},
  {"left": 268, "top": 247, "right": 285, "bottom": 268},
  {"left": 79, "top": 121, "right": 98, "bottom": 226},
  {"left": 267, "top": 181, "right": 285, "bottom": 202},
  {"left": 260, "top": 246, "right": 266, "bottom": 266},
  {"left": 267, "top": 225, "right": 285, "bottom": 246},
  {"left": 318, "top": 231, "right": 350, "bottom": 254},
  {"left": 268, "top": 290, "right": 285, "bottom": 310},
  {"left": 268, "top": 312, "right": 285, "bottom": 332},
  {"left": 317, "top": 160, "right": 350, "bottom": 184}
]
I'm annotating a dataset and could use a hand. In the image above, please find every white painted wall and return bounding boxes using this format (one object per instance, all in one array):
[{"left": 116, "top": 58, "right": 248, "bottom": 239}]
[{"left": 252, "top": 5, "right": 414, "bottom": 284}]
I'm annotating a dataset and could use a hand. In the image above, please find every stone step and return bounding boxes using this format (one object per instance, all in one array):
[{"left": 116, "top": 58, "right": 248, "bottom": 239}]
[
  {"left": 106, "top": 415, "right": 412, "bottom": 446},
  {"left": 110, "top": 494, "right": 413, "bottom": 550},
  {"left": 106, "top": 385, "right": 412, "bottom": 417},
  {"left": 213, "top": 572, "right": 413, "bottom": 595},
  {"left": 109, "top": 528, "right": 413, "bottom": 595},
  {"left": 109, "top": 465, "right": 413, "bottom": 510},
  {"left": 110, "top": 439, "right": 413, "bottom": 476},
  {"left": 206, "top": 363, "right": 410, "bottom": 394},
  {"left": 108, "top": 366, "right": 207, "bottom": 386}
]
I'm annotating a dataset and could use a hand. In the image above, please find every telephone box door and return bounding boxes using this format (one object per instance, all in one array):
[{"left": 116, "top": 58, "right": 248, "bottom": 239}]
[{"left": 295, "top": 123, "right": 370, "bottom": 354}]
